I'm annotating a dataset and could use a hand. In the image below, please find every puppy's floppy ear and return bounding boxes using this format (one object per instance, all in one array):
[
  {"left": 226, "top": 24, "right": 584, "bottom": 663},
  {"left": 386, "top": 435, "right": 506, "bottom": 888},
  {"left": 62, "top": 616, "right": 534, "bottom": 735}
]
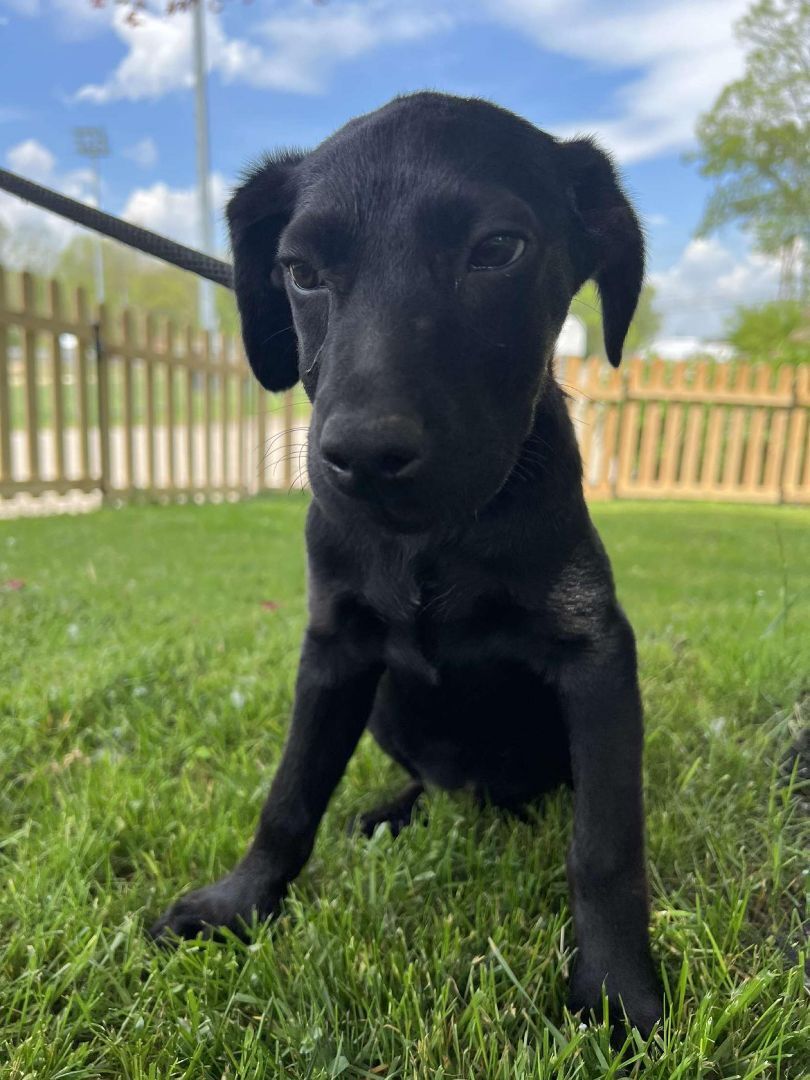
[
  {"left": 559, "top": 138, "right": 645, "bottom": 367},
  {"left": 227, "top": 151, "right": 305, "bottom": 391}
]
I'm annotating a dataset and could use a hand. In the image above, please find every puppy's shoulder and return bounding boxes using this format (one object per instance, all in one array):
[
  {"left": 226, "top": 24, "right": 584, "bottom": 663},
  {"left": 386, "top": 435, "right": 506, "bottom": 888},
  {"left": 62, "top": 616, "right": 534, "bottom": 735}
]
[{"left": 542, "top": 523, "right": 619, "bottom": 640}]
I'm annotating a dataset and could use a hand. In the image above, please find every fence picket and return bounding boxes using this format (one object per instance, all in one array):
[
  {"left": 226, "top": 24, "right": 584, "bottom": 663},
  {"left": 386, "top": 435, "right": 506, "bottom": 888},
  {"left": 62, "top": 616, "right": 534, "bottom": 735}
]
[
  {"left": 122, "top": 309, "right": 136, "bottom": 491},
  {"left": 680, "top": 406, "right": 704, "bottom": 490},
  {"left": 0, "top": 269, "right": 11, "bottom": 483},
  {"left": 659, "top": 402, "right": 682, "bottom": 489},
  {"left": 616, "top": 399, "right": 641, "bottom": 497},
  {"left": 75, "top": 287, "right": 91, "bottom": 483},
  {"left": 22, "top": 273, "right": 39, "bottom": 482},
  {"left": 203, "top": 330, "right": 213, "bottom": 492},
  {"left": 144, "top": 314, "right": 158, "bottom": 490},
  {"left": 722, "top": 407, "right": 746, "bottom": 489},
  {"left": 282, "top": 391, "right": 295, "bottom": 491},
  {"left": 256, "top": 370, "right": 267, "bottom": 493},
  {"left": 166, "top": 321, "right": 178, "bottom": 492},
  {"left": 764, "top": 409, "right": 789, "bottom": 499},
  {"left": 96, "top": 306, "right": 112, "bottom": 497},
  {"left": 49, "top": 280, "right": 66, "bottom": 487},
  {"left": 700, "top": 407, "right": 725, "bottom": 493},
  {"left": 236, "top": 343, "right": 247, "bottom": 493},
  {"left": 221, "top": 348, "right": 230, "bottom": 490},
  {"left": 185, "top": 327, "right": 195, "bottom": 491},
  {"left": 601, "top": 403, "right": 620, "bottom": 498},
  {"left": 638, "top": 402, "right": 661, "bottom": 487}
]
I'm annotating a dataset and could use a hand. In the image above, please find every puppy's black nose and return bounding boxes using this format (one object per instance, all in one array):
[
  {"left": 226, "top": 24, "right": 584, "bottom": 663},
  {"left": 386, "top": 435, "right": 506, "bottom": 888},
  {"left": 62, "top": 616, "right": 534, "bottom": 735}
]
[{"left": 320, "top": 415, "right": 425, "bottom": 487}]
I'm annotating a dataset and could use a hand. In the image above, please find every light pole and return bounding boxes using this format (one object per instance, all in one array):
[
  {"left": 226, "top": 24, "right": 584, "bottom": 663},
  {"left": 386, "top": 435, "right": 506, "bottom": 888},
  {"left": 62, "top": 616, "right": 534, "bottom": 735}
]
[
  {"left": 74, "top": 126, "right": 110, "bottom": 306},
  {"left": 192, "top": 0, "right": 217, "bottom": 333}
]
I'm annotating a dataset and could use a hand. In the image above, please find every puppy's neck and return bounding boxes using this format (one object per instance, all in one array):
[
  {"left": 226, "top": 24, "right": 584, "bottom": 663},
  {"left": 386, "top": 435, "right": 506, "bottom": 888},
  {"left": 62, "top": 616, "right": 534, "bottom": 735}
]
[{"left": 482, "top": 378, "right": 584, "bottom": 519}]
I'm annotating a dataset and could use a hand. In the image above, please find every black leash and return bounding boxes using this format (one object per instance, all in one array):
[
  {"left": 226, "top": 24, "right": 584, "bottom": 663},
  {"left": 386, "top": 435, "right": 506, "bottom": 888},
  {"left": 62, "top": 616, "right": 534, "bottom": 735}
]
[{"left": 0, "top": 167, "right": 234, "bottom": 290}]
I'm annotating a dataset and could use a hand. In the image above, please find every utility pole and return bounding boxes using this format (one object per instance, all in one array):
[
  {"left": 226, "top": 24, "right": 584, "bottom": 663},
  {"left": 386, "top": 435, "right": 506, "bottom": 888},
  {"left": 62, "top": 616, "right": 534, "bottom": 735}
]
[
  {"left": 192, "top": 0, "right": 217, "bottom": 333},
  {"left": 74, "top": 126, "right": 109, "bottom": 306}
]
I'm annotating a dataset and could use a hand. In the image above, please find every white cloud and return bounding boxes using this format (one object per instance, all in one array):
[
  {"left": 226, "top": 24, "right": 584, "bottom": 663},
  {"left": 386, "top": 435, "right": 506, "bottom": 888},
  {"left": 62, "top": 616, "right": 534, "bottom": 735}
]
[
  {"left": 650, "top": 237, "right": 781, "bottom": 339},
  {"left": 252, "top": 2, "right": 455, "bottom": 93},
  {"left": 121, "top": 173, "right": 229, "bottom": 249},
  {"left": 7, "top": 138, "right": 55, "bottom": 181},
  {"left": 0, "top": 139, "right": 101, "bottom": 264},
  {"left": 75, "top": 7, "right": 198, "bottom": 103},
  {"left": 481, "top": 0, "right": 750, "bottom": 162},
  {"left": 123, "top": 136, "right": 158, "bottom": 169},
  {"left": 74, "top": 1, "right": 453, "bottom": 103}
]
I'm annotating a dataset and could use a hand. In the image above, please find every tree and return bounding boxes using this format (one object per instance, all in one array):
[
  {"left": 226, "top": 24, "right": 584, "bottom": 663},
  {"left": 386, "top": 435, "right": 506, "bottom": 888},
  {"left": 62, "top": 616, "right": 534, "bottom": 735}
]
[
  {"left": 692, "top": 0, "right": 810, "bottom": 297},
  {"left": 726, "top": 299, "right": 810, "bottom": 364},
  {"left": 571, "top": 281, "right": 662, "bottom": 358},
  {"left": 0, "top": 219, "right": 62, "bottom": 275},
  {"left": 54, "top": 233, "right": 240, "bottom": 333}
]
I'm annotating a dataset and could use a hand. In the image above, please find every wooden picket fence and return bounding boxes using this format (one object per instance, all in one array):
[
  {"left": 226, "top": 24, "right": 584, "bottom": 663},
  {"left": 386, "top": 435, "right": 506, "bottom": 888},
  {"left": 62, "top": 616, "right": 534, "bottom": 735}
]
[
  {"left": 0, "top": 267, "right": 305, "bottom": 509},
  {"left": 558, "top": 356, "right": 810, "bottom": 504},
  {"left": 0, "top": 264, "right": 809, "bottom": 511}
]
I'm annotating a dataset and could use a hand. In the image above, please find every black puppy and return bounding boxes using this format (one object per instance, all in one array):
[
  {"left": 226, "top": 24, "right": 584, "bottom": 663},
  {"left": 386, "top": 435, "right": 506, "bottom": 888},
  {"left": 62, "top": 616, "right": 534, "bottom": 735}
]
[{"left": 151, "top": 92, "right": 662, "bottom": 1035}]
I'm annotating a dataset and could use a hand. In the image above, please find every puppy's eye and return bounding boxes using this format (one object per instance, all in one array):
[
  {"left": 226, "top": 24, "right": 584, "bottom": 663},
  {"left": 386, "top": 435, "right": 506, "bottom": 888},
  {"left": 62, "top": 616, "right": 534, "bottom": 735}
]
[
  {"left": 469, "top": 234, "right": 525, "bottom": 271},
  {"left": 288, "top": 261, "right": 324, "bottom": 291}
]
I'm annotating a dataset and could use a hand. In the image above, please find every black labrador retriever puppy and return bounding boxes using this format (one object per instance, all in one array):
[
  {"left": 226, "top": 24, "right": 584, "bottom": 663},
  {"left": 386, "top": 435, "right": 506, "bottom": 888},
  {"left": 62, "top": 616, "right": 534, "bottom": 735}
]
[{"left": 151, "top": 92, "right": 663, "bottom": 1035}]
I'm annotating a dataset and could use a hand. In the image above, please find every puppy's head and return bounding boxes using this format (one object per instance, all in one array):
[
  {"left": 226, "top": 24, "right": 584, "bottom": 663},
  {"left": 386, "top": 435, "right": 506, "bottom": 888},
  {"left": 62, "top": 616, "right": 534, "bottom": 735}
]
[{"left": 228, "top": 93, "right": 643, "bottom": 532}]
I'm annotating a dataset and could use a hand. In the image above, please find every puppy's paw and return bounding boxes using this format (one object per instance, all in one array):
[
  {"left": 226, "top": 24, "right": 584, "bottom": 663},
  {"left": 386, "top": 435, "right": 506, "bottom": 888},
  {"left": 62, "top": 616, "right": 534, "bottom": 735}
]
[
  {"left": 569, "top": 961, "right": 663, "bottom": 1039},
  {"left": 149, "top": 866, "right": 282, "bottom": 945},
  {"left": 347, "top": 782, "right": 425, "bottom": 839}
]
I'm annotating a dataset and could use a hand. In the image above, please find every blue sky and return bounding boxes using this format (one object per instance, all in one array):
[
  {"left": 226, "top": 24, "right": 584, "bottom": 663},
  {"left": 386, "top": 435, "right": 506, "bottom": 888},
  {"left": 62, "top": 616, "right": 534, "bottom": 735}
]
[{"left": 0, "top": 0, "right": 781, "bottom": 339}]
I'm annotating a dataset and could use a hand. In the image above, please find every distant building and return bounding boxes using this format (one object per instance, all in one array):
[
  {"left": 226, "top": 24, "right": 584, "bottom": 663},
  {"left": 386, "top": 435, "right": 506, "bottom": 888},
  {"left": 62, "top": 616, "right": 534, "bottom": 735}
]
[
  {"left": 648, "top": 337, "right": 735, "bottom": 362},
  {"left": 555, "top": 313, "right": 587, "bottom": 357}
]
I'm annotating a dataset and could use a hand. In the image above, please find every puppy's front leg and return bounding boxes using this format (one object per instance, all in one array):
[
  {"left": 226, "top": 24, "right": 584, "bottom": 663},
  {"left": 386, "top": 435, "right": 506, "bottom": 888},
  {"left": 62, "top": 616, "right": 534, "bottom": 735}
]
[
  {"left": 558, "top": 611, "right": 662, "bottom": 1036},
  {"left": 150, "top": 630, "right": 381, "bottom": 942}
]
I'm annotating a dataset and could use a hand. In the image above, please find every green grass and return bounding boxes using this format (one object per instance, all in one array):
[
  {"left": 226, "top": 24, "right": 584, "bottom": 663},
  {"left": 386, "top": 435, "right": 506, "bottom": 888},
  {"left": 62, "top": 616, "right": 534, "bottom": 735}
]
[{"left": 1, "top": 498, "right": 807, "bottom": 1078}]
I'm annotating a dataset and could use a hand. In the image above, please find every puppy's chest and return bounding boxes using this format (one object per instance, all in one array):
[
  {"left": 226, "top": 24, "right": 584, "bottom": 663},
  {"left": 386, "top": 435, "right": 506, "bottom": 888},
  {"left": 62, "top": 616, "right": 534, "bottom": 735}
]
[{"left": 360, "top": 556, "right": 542, "bottom": 682}]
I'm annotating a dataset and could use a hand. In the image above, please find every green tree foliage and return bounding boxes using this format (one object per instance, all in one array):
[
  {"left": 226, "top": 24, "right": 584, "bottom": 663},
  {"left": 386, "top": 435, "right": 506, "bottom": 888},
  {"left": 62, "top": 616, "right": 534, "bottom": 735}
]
[
  {"left": 0, "top": 220, "right": 62, "bottom": 276},
  {"left": 692, "top": 0, "right": 810, "bottom": 290},
  {"left": 54, "top": 234, "right": 239, "bottom": 334},
  {"left": 570, "top": 281, "right": 662, "bottom": 358},
  {"left": 726, "top": 299, "right": 810, "bottom": 364}
]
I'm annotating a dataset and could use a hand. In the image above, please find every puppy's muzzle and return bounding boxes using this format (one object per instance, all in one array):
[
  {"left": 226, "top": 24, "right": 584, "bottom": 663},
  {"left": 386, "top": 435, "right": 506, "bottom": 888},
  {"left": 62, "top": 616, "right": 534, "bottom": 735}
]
[{"left": 319, "top": 413, "right": 427, "bottom": 497}]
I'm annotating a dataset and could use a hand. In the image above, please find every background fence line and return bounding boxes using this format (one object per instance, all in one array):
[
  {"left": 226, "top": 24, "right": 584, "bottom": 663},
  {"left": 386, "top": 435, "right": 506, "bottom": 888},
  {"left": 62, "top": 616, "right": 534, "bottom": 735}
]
[
  {"left": 558, "top": 356, "right": 810, "bottom": 504},
  {"left": 0, "top": 264, "right": 808, "bottom": 512}
]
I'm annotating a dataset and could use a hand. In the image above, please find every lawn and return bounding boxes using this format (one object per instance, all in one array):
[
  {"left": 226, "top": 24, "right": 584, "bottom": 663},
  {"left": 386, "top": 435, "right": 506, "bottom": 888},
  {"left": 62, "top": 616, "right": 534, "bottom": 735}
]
[{"left": 1, "top": 498, "right": 807, "bottom": 1079}]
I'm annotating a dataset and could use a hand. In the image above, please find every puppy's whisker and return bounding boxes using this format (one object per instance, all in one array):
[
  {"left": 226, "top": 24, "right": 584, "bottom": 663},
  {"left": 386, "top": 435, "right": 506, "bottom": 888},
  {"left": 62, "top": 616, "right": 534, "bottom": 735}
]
[
  {"left": 261, "top": 325, "right": 294, "bottom": 345},
  {"left": 259, "top": 427, "right": 310, "bottom": 460},
  {"left": 262, "top": 449, "right": 308, "bottom": 473},
  {"left": 261, "top": 447, "right": 308, "bottom": 473}
]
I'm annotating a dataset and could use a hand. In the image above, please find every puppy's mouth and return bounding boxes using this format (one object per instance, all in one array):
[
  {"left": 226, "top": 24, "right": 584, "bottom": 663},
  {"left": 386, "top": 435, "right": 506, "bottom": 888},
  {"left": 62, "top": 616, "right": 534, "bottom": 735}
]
[
  {"left": 311, "top": 453, "right": 518, "bottom": 537},
  {"left": 319, "top": 469, "right": 436, "bottom": 533},
  {"left": 365, "top": 498, "right": 437, "bottom": 534}
]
